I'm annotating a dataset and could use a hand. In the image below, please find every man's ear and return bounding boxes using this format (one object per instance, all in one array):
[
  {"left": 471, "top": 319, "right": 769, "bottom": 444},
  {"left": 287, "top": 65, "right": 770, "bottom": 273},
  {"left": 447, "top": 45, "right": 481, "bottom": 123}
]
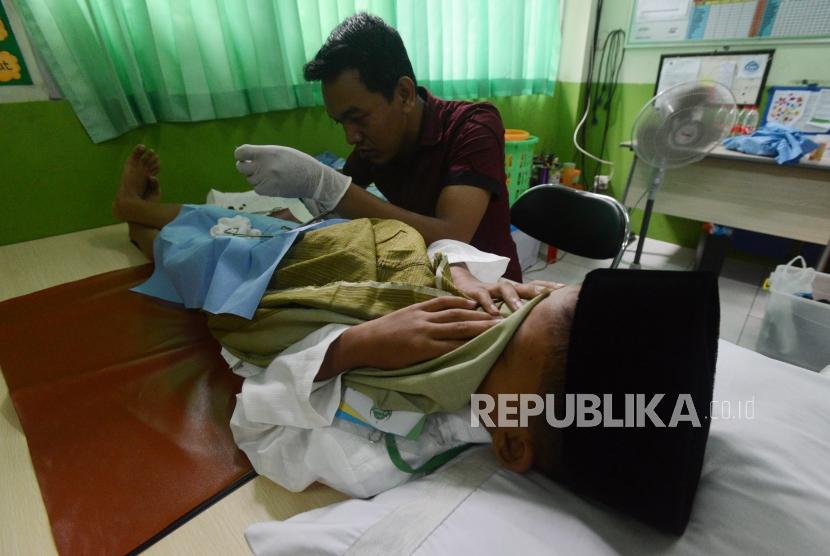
[
  {"left": 492, "top": 428, "right": 534, "bottom": 473},
  {"left": 396, "top": 76, "right": 417, "bottom": 111}
]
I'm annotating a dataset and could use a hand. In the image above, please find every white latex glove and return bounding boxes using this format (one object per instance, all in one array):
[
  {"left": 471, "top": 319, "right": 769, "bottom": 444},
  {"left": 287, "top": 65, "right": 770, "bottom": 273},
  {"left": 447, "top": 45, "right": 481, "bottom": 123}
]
[{"left": 234, "top": 144, "right": 351, "bottom": 214}]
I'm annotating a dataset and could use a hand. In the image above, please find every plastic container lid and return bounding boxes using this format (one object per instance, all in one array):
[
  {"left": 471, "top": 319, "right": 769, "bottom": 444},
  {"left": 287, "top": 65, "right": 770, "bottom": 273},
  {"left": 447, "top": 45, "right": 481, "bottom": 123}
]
[{"left": 505, "top": 129, "right": 530, "bottom": 142}]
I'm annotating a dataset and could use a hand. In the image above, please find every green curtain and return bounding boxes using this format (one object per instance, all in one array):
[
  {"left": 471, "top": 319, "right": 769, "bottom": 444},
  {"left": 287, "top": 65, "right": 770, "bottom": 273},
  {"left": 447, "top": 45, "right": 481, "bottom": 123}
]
[{"left": 16, "top": 0, "right": 560, "bottom": 143}]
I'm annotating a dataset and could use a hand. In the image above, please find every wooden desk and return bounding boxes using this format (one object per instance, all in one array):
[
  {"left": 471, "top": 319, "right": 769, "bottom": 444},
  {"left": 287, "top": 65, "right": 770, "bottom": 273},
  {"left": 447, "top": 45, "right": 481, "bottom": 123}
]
[
  {"left": 0, "top": 224, "right": 347, "bottom": 555},
  {"left": 620, "top": 142, "right": 830, "bottom": 271}
]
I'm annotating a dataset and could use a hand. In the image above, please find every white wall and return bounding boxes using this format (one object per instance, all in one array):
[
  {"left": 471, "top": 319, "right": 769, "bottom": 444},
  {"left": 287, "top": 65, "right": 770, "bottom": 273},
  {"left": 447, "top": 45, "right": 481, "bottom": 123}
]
[{"left": 559, "top": 0, "right": 598, "bottom": 83}]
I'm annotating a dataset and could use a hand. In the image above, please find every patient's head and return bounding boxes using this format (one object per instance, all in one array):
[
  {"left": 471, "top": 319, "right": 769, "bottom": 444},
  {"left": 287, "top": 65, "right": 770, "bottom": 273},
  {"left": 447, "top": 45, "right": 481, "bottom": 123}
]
[
  {"left": 475, "top": 284, "right": 579, "bottom": 475},
  {"left": 477, "top": 269, "right": 721, "bottom": 535}
]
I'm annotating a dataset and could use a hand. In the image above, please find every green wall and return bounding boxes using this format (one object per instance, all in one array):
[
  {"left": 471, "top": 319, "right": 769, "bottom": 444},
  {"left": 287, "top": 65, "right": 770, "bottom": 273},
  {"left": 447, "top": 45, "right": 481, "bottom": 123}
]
[
  {"left": 2, "top": 88, "right": 583, "bottom": 246},
  {"left": 0, "top": 77, "right": 694, "bottom": 248},
  {"left": 1, "top": 99, "right": 352, "bottom": 245},
  {"left": 0, "top": 75, "right": 784, "bottom": 250},
  {"left": 493, "top": 80, "right": 584, "bottom": 161}
]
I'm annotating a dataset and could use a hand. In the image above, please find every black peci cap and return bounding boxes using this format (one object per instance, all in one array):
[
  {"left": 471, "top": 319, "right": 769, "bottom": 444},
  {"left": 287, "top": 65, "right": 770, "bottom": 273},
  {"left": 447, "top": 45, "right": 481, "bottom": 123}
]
[{"left": 560, "top": 269, "right": 720, "bottom": 535}]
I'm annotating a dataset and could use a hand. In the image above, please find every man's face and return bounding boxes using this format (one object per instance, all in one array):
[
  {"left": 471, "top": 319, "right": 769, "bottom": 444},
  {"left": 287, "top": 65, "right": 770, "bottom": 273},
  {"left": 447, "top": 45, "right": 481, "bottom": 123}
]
[{"left": 322, "top": 69, "right": 411, "bottom": 165}]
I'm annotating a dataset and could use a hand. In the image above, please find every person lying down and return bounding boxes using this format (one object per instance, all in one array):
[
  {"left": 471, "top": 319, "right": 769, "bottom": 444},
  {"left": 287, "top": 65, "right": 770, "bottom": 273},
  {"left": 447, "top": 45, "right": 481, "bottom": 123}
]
[{"left": 113, "top": 145, "right": 721, "bottom": 535}]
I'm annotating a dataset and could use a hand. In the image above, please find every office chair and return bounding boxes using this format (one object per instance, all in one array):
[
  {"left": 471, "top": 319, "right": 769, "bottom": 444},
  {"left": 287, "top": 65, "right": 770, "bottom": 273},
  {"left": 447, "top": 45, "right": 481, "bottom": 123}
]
[{"left": 510, "top": 184, "right": 630, "bottom": 269}]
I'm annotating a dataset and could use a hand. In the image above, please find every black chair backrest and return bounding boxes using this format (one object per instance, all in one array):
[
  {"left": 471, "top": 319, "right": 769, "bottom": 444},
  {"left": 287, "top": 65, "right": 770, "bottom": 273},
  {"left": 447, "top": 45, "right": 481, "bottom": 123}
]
[{"left": 510, "top": 184, "right": 629, "bottom": 266}]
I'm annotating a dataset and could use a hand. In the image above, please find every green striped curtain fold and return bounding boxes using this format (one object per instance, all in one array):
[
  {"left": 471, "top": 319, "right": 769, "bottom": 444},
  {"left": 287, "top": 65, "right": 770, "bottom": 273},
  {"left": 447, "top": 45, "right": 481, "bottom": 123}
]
[{"left": 16, "top": 0, "right": 560, "bottom": 143}]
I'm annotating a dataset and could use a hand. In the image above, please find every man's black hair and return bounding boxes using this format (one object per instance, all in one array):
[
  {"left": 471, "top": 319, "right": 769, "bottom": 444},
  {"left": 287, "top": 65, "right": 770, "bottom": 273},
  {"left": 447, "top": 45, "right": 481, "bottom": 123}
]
[{"left": 304, "top": 13, "right": 416, "bottom": 100}]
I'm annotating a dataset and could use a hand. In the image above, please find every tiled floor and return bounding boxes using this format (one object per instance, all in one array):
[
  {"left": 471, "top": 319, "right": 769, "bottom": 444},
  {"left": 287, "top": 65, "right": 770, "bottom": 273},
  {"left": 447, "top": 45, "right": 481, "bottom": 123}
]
[{"left": 522, "top": 237, "right": 774, "bottom": 352}]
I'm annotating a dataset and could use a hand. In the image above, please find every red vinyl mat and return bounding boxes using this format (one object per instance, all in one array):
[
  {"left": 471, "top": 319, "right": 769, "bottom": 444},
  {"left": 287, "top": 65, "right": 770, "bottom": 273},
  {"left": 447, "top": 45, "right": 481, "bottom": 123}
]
[{"left": 0, "top": 265, "right": 254, "bottom": 555}]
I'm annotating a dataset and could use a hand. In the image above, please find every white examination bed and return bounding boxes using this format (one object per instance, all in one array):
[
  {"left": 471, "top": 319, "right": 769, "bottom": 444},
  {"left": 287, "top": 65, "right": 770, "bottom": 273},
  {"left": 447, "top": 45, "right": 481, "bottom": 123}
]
[{"left": 245, "top": 340, "right": 830, "bottom": 555}]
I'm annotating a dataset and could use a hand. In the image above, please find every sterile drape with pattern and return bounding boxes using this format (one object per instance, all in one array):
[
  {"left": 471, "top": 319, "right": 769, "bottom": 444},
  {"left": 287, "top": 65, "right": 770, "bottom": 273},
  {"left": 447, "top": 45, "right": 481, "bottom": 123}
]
[{"left": 16, "top": 0, "right": 560, "bottom": 143}]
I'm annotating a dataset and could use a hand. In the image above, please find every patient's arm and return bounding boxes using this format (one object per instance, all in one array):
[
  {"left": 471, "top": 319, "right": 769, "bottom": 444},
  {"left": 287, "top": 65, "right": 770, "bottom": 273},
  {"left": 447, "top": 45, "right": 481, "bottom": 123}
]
[
  {"left": 316, "top": 296, "right": 501, "bottom": 381},
  {"left": 425, "top": 239, "right": 564, "bottom": 316}
]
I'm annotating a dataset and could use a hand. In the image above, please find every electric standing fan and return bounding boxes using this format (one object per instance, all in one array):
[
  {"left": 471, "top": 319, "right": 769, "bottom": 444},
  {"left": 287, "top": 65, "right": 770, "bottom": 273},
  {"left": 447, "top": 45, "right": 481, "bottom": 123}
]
[{"left": 630, "top": 80, "right": 738, "bottom": 266}]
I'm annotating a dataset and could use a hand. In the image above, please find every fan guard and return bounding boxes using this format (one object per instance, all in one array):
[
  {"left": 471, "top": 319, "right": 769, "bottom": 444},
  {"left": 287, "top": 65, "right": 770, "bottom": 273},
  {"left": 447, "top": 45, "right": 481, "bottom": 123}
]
[{"left": 632, "top": 80, "right": 737, "bottom": 170}]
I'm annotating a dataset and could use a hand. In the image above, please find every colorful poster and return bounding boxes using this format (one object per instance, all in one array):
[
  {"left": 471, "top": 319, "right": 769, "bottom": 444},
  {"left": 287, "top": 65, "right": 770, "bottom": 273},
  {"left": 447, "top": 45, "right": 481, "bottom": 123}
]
[
  {"left": 0, "top": 2, "right": 33, "bottom": 86},
  {"left": 767, "top": 90, "right": 808, "bottom": 126},
  {"left": 762, "top": 87, "right": 830, "bottom": 133}
]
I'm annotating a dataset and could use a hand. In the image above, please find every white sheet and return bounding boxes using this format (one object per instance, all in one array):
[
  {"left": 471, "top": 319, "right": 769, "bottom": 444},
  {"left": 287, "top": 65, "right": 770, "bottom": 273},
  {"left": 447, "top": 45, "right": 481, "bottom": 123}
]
[{"left": 246, "top": 341, "right": 830, "bottom": 555}]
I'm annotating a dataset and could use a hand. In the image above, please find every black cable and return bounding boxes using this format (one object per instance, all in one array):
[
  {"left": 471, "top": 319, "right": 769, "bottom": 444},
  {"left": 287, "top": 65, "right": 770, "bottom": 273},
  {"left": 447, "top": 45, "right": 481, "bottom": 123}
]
[
  {"left": 576, "top": 0, "right": 604, "bottom": 171},
  {"left": 591, "top": 29, "right": 626, "bottom": 185},
  {"left": 590, "top": 36, "right": 611, "bottom": 126},
  {"left": 591, "top": 33, "right": 622, "bottom": 137}
]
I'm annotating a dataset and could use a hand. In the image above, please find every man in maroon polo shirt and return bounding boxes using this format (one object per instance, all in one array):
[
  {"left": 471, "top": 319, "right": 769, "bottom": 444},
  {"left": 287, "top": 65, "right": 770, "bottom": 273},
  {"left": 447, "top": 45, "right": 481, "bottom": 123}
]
[
  {"left": 339, "top": 85, "right": 521, "bottom": 282},
  {"left": 234, "top": 12, "right": 526, "bottom": 300}
]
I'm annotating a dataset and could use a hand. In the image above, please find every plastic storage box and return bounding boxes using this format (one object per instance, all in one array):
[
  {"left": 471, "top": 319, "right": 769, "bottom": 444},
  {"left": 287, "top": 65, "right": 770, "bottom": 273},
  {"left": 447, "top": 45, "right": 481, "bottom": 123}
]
[{"left": 756, "top": 261, "right": 830, "bottom": 371}]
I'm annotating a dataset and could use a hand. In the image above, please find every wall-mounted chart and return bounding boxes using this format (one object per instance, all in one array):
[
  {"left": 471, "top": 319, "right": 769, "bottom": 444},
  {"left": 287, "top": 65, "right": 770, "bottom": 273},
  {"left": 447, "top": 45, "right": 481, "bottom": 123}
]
[{"left": 630, "top": 0, "right": 830, "bottom": 45}]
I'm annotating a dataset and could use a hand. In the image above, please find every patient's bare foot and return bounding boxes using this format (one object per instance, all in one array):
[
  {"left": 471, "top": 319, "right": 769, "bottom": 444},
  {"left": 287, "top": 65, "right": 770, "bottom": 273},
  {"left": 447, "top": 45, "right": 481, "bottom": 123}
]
[
  {"left": 113, "top": 145, "right": 162, "bottom": 219},
  {"left": 144, "top": 177, "right": 161, "bottom": 202}
]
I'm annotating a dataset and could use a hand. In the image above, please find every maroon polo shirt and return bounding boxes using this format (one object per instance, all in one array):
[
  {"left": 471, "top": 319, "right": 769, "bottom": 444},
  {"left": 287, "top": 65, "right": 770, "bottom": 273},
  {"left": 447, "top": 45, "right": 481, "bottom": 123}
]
[{"left": 343, "top": 87, "right": 522, "bottom": 282}]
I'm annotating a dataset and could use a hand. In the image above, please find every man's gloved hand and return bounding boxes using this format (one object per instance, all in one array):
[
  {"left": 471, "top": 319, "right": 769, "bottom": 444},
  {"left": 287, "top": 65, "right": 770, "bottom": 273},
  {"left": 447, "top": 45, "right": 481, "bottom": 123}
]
[{"left": 234, "top": 144, "right": 351, "bottom": 214}]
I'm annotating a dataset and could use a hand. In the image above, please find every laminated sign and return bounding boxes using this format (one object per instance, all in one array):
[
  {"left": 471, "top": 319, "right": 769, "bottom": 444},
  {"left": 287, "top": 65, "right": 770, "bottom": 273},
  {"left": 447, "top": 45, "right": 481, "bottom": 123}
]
[{"left": 0, "top": 3, "right": 32, "bottom": 86}]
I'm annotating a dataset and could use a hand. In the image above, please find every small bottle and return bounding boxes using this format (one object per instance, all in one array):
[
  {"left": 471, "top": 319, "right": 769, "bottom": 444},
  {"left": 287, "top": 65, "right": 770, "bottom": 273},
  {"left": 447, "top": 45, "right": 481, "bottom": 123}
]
[
  {"left": 731, "top": 107, "right": 747, "bottom": 136},
  {"left": 742, "top": 106, "right": 759, "bottom": 135},
  {"left": 561, "top": 162, "right": 578, "bottom": 187}
]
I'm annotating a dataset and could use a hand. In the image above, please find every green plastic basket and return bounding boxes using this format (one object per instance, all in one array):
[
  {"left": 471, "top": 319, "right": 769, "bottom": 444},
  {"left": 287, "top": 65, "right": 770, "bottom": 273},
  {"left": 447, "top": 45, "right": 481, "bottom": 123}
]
[{"left": 505, "top": 135, "right": 539, "bottom": 205}]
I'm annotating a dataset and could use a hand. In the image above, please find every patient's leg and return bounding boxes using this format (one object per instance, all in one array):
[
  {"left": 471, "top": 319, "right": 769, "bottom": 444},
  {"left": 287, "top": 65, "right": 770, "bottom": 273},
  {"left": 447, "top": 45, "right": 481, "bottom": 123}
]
[
  {"left": 114, "top": 145, "right": 182, "bottom": 260},
  {"left": 128, "top": 222, "right": 158, "bottom": 261},
  {"left": 112, "top": 145, "right": 181, "bottom": 230}
]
